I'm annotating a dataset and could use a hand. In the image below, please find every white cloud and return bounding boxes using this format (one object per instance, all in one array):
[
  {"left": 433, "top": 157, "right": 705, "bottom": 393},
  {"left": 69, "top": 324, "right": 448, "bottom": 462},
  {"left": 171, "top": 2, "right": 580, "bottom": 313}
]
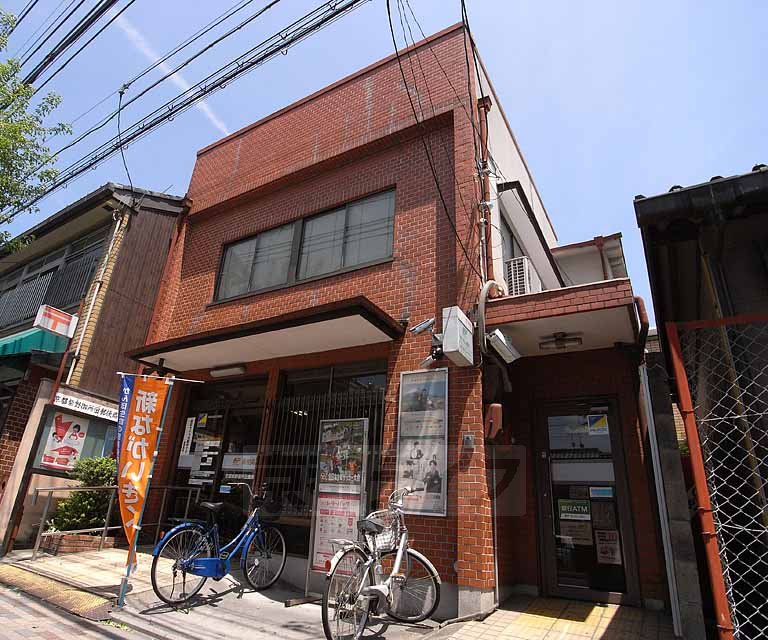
[{"left": 115, "top": 15, "right": 230, "bottom": 137}]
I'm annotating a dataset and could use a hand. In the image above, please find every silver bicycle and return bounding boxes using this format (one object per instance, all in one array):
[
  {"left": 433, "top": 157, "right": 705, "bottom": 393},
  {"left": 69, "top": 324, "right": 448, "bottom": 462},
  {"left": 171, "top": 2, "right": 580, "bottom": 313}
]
[{"left": 321, "top": 487, "right": 441, "bottom": 640}]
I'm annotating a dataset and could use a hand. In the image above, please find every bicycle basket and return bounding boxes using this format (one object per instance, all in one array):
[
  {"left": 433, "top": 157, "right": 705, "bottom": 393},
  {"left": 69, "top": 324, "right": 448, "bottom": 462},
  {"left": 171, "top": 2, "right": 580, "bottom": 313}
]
[{"left": 362, "top": 509, "right": 399, "bottom": 553}]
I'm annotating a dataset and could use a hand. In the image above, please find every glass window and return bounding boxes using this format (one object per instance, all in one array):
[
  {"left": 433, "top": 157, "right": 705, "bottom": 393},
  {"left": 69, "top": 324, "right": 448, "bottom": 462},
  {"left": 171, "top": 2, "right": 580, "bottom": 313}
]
[
  {"left": 332, "top": 361, "right": 387, "bottom": 393},
  {"left": 500, "top": 216, "right": 523, "bottom": 263},
  {"left": 343, "top": 192, "right": 395, "bottom": 268},
  {"left": 250, "top": 224, "right": 294, "bottom": 291},
  {"left": 218, "top": 237, "right": 257, "bottom": 300},
  {"left": 298, "top": 208, "right": 345, "bottom": 280}
]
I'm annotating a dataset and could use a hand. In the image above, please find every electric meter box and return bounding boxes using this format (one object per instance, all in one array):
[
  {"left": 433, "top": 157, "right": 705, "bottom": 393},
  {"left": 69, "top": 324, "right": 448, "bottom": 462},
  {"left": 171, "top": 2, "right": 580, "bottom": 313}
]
[{"left": 442, "top": 306, "right": 474, "bottom": 367}]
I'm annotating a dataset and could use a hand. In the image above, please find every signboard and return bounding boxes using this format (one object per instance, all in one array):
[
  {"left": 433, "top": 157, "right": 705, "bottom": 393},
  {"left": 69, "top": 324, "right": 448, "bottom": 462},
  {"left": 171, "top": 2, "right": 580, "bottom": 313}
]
[
  {"left": 312, "top": 493, "right": 361, "bottom": 572},
  {"left": 587, "top": 414, "right": 609, "bottom": 436},
  {"left": 560, "top": 520, "right": 593, "bottom": 546},
  {"left": 558, "top": 499, "right": 591, "bottom": 521},
  {"left": 396, "top": 369, "right": 448, "bottom": 516},
  {"left": 34, "top": 305, "right": 78, "bottom": 339},
  {"left": 54, "top": 391, "right": 118, "bottom": 422},
  {"left": 595, "top": 529, "right": 622, "bottom": 565},
  {"left": 40, "top": 412, "right": 89, "bottom": 470},
  {"left": 117, "top": 375, "right": 173, "bottom": 569},
  {"left": 309, "top": 418, "right": 369, "bottom": 575},
  {"left": 179, "top": 417, "right": 196, "bottom": 455}
]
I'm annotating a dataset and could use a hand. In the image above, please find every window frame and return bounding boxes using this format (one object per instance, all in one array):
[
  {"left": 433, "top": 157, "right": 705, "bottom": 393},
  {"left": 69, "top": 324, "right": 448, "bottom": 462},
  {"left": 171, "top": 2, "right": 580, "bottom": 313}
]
[{"left": 213, "top": 189, "right": 396, "bottom": 304}]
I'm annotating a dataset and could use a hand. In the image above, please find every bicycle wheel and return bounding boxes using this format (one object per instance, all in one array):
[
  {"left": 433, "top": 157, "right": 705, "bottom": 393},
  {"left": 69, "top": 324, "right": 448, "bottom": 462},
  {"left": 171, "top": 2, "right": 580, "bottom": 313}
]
[
  {"left": 380, "top": 548, "right": 440, "bottom": 623},
  {"left": 322, "top": 548, "right": 371, "bottom": 640},
  {"left": 243, "top": 525, "right": 287, "bottom": 590},
  {"left": 151, "top": 527, "right": 212, "bottom": 606}
]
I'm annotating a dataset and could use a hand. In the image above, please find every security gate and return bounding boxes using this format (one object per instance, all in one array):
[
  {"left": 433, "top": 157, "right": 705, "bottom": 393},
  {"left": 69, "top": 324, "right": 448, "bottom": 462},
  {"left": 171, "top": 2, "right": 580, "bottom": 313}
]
[{"left": 668, "top": 316, "right": 768, "bottom": 640}]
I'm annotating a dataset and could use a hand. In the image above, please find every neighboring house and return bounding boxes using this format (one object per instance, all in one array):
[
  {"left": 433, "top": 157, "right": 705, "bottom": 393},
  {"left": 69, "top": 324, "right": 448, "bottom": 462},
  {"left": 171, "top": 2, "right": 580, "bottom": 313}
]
[
  {"left": 0, "top": 183, "right": 188, "bottom": 552},
  {"left": 128, "top": 24, "right": 669, "bottom": 619},
  {"left": 635, "top": 166, "right": 768, "bottom": 640}
]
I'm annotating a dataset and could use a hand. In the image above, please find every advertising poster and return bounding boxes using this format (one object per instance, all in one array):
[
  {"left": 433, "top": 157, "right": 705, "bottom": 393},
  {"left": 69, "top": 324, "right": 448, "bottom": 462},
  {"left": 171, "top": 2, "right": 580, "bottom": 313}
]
[
  {"left": 311, "top": 492, "right": 361, "bottom": 571},
  {"left": 595, "top": 529, "right": 623, "bottom": 565},
  {"left": 318, "top": 419, "right": 366, "bottom": 493},
  {"left": 396, "top": 369, "right": 448, "bottom": 516},
  {"left": 40, "top": 412, "right": 89, "bottom": 471},
  {"left": 587, "top": 414, "right": 609, "bottom": 436},
  {"left": 560, "top": 520, "right": 594, "bottom": 546}
]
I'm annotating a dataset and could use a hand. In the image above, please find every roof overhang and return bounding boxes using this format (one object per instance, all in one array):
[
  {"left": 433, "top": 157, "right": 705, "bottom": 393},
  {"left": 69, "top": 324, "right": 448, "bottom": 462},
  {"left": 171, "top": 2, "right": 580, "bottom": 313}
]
[
  {"left": 128, "top": 297, "right": 404, "bottom": 372},
  {"left": 486, "top": 279, "right": 638, "bottom": 357}
]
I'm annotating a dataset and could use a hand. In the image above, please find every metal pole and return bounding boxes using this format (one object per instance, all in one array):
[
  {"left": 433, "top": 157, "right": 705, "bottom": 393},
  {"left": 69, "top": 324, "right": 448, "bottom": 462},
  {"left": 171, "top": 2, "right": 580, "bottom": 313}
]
[
  {"left": 154, "top": 487, "right": 168, "bottom": 546},
  {"left": 32, "top": 490, "right": 53, "bottom": 561},
  {"left": 666, "top": 322, "right": 734, "bottom": 640},
  {"left": 117, "top": 381, "right": 175, "bottom": 608},
  {"left": 99, "top": 488, "right": 116, "bottom": 551}
]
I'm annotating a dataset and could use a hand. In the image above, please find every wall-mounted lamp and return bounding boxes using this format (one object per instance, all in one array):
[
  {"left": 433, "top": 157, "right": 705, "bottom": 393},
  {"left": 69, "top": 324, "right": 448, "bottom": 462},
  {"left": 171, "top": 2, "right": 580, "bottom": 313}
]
[
  {"left": 210, "top": 364, "right": 247, "bottom": 378},
  {"left": 539, "top": 332, "right": 583, "bottom": 351}
]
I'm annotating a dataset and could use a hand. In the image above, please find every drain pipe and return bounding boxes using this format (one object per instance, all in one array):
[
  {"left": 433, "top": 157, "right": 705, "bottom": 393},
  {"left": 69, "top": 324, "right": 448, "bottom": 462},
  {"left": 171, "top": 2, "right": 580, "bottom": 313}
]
[
  {"left": 639, "top": 362, "right": 683, "bottom": 637},
  {"left": 477, "top": 95, "right": 495, "bottom": 285},
  {"left": 65, "top": 210, "right": 126, "bottom": 385},
  {"left": 436, "top": 605, "right": 499, "bottom": 629}
]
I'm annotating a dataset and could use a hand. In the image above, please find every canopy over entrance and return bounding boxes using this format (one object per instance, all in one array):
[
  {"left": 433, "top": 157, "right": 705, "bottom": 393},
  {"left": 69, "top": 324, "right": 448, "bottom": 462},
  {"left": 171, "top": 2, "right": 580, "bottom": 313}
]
[{"left": 128, "top": 297, "right": 404, "bottom": 372}]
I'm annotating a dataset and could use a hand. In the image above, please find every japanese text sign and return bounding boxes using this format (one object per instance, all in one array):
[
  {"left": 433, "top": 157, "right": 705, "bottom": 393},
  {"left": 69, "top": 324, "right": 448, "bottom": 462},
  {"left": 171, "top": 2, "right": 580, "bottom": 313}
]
[{"left": 117, "top": 376, "right": 172, "bottom": 565}]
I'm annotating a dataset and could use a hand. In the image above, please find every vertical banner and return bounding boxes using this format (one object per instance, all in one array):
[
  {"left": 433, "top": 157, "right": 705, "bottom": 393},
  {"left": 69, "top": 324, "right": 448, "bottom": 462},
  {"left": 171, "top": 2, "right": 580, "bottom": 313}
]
[
  {"left": 309, "top": 418, "right": 368, "bottom": 574},
  {"left": 117, "top": 375, "right": 172, "bottom": 569},
  {"left": 396, "top": 368, "right": 448, "bottom": 516}
]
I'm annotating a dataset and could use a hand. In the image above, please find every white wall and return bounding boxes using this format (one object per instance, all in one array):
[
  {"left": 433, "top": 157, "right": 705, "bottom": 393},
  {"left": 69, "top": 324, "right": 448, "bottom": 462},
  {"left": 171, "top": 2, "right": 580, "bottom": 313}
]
[{"left": 555, "top": 249, "right": 605, "bottom": 286}]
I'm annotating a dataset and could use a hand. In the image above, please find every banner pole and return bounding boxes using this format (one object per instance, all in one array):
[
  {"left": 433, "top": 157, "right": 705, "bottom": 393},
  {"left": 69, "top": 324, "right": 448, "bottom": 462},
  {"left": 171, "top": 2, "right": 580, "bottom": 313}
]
[{"left": 117, "top": 379, "right": 175, "bottom": 608}]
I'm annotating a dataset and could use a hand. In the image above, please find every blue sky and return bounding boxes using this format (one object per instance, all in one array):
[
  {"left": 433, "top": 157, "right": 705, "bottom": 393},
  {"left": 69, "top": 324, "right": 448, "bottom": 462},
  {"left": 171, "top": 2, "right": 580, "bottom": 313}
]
[{"left": 4, "top": 0, "right": 767, "bottom": 324}]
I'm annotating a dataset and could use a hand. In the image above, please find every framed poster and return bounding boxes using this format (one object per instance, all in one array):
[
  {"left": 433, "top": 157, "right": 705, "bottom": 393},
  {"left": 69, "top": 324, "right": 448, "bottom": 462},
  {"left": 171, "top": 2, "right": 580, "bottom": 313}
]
[
  {"left": 309, "top": 418, "right": 369, "bottom": 576},
  {"left": 396, "top": 368, "right": 448, "bottom": 516},
  {"left": 40, "top": 412, "right": 89, "bottom": 471}
]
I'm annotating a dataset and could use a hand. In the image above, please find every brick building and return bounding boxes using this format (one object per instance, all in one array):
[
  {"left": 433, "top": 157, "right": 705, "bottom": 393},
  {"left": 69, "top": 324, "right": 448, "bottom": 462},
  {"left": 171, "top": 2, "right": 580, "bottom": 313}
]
[
  {"left": 0, "top": 184, "right": 187, "bottom": 552},
  {"left": 129, "top": 25, "right": 671, "bottom": 618}
]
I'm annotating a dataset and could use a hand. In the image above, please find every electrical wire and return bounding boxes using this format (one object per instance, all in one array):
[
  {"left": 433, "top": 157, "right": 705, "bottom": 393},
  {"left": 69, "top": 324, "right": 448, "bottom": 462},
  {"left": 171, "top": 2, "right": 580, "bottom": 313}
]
[
  {"left": 8, "top": 0, "right": 41, "bottom": 35},
  {"left": 34, "top": 0, "right": 137, "bottom": 94},
  {"left": 117, "top": 90, "right": 133, "bottom": 199},
  {"left": 4, "top": 0, "right": 372, "bottom": 218},
  {"left": 12, "top": 0, "right": 71, "bottom": 59},
  {"left": 19, "top": 0, "right": 87, "bottom": 69},
  {"left": 385, "top": 0, "right": 483, "bottom": 282},
  {"left": 23, "top": 0, "right": 119, "bottom": 85}
]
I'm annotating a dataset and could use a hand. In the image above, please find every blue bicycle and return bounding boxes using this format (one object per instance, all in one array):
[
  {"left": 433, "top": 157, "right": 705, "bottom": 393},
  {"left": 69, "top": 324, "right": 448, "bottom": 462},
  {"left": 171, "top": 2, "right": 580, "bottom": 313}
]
[{"left": 150, "top": 482, "right": 287, "bottom": 605}]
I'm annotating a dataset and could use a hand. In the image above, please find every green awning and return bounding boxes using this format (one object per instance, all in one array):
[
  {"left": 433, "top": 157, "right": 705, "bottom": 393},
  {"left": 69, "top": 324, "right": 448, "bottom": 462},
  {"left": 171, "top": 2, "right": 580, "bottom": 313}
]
[{"left": 0, "top": 328, "right": 69, "bottom": 357}]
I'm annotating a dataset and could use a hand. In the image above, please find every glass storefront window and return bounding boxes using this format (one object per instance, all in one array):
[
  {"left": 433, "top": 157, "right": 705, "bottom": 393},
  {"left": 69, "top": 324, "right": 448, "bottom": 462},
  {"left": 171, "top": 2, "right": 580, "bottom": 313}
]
[{"left": 33, "top": 409, "right": 116, "bottom": 473}]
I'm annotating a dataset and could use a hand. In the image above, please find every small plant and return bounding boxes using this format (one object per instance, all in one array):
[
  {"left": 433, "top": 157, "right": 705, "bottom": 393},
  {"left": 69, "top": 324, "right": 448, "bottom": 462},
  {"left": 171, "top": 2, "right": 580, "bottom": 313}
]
[{"left": 48, "top": 457, "right": 117, "bottom": 532}]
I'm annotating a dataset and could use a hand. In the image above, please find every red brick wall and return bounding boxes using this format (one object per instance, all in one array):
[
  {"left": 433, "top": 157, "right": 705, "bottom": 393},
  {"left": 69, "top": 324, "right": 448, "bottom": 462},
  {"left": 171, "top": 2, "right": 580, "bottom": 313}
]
[
  {"left": 0, "top": 368, "right": 46, "bottom": 498},
  {"left": 486, "top": 279, "right": 634, "bottom": 325},
  {"left": 145, "top": 26, "right": 494, "bottom": 592},
  {"left": 495, "top": 347, "right": 667, "bottom": 603}
]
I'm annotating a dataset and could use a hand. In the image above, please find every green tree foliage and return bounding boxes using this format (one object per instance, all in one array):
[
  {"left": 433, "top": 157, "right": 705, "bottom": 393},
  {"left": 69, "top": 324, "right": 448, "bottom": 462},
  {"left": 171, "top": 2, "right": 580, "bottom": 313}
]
[
  {"left": 0, "top": 12, "right": 70, "bottom": 249},
  {"left": 49, "top": 456, "right": 117, "bottom": 532}
]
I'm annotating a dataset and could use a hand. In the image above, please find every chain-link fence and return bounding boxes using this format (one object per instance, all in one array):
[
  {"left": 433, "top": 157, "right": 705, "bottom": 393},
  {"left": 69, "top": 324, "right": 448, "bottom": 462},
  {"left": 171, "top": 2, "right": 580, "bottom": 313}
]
[{"left": 674, "top": 317, "right": 768, "bottom": 640}]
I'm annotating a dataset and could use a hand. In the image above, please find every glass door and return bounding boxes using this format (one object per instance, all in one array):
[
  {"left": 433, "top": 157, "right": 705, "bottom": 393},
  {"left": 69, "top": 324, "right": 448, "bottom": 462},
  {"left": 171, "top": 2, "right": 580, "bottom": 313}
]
[{"left": 538, "top": 400, "right": 639, "bottom": 604}]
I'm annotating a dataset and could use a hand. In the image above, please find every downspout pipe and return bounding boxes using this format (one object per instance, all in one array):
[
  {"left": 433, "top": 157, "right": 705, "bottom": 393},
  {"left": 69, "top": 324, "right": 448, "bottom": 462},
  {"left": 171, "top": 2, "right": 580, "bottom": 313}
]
[
  {"left": 477, "top": 95, "right": 495, "bottom": 285},
  {"left": 635, "top": 295, "right": 649, "bottom": 357},
  {"left": 65, "top": 209, "right": 126, "bottom": 386}
]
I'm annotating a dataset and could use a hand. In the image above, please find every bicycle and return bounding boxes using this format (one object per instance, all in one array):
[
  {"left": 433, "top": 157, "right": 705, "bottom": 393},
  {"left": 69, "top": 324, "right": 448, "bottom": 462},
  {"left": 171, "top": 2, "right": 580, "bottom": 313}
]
[
  {"left": 321, "top": 486, "right": 441, "bottom": 640},
  {"left": 150, "top": 482, "right": 287, "bottom": 606}
]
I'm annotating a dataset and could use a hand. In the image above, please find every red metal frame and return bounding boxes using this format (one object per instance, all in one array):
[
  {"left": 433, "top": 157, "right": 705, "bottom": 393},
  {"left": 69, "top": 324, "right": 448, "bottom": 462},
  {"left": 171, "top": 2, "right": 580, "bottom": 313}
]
[{"left": 666, "top": 321, "right": 734, "bottom": 640}]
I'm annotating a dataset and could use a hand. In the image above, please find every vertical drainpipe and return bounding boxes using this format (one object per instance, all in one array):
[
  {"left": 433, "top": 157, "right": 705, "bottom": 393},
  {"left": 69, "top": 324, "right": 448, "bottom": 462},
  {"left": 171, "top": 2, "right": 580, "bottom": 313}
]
[{"left": 477, "top": 95, "right": 495, "bottom": 288}]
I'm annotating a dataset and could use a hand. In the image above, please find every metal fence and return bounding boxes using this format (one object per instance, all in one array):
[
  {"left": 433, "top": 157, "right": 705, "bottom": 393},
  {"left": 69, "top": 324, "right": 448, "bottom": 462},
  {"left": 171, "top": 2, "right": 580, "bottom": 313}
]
[{"left": 668, "top": 316, "right": 768, "bottom": 640}]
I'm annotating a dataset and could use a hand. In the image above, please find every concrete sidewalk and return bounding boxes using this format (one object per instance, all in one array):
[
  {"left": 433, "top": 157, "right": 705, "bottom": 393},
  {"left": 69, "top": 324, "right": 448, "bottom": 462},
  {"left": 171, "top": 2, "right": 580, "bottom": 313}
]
[{"left": 113, "top": 573, "right": 439, "bottom": 640}]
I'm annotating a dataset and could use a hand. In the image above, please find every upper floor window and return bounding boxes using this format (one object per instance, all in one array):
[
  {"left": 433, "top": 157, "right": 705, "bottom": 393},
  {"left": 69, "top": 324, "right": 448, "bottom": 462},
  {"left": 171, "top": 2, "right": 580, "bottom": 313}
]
[
  {"left": 500, "top": 216, "right": 524, "bottom": 263},
  {"left": 216, "top": 190, "right": 395, "bottom": 301}
]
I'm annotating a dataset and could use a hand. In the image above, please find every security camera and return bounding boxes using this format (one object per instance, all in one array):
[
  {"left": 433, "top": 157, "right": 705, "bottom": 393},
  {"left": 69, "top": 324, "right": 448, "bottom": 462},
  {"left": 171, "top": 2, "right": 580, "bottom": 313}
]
[
  {"left": 419, "top": 354, "right": 436, "bottom": 369},
  {"left": 409, "top": 317, "right": 435, "bottom": 335},
  {"left": 487, "top": 329, "right": 521, "bottom": 364}
]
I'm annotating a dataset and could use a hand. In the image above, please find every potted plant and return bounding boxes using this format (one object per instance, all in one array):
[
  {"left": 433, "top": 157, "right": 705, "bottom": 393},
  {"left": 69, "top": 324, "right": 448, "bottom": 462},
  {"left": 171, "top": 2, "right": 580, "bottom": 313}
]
[{"left": 43, "top": 457, "right": 118, "bottom": 554}]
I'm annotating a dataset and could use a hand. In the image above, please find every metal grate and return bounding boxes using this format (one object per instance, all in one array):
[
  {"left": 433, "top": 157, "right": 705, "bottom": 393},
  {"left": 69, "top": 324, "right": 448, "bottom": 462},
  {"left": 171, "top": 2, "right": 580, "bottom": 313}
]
[
  {"left": 504, "top": 256, "right": 542, "bottom": 297},
  {"left": 677, "top": 318, "right": 768, "bottom": 640}
]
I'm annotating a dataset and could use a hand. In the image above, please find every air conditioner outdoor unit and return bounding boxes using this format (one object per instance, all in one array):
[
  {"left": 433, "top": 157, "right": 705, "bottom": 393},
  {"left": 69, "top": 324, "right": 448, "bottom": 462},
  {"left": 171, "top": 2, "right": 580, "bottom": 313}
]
[{"left": 504, "top": 256, "right": 542, "bottom": 296}]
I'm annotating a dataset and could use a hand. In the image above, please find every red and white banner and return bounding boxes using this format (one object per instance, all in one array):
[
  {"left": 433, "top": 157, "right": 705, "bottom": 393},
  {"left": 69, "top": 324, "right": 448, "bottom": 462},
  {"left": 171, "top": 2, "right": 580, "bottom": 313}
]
[{"left": 34, "top": 305, "right": 78, "bottom": 339}]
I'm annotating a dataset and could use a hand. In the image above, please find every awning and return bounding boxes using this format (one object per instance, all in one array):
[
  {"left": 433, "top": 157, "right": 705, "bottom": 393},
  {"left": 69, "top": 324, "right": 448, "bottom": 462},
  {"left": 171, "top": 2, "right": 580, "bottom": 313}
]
[
  {"left": 0, "top": 328, "right": 69, "bottom": 357},
  {"left": 128, "top": 297, "right": 404, "bottom": 372}
]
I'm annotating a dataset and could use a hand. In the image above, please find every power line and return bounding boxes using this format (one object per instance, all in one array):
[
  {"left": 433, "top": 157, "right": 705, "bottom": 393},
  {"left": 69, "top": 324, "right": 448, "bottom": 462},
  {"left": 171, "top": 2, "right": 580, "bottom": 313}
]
[
  {"left": 23, "top": 0, "right": 119, "bottom": 85},
  {"left": 8, "top": 0, "right": 41, "bottom": 35},
  {"left": 12, "top": 0, "right": 71, "bottom": 59},
  {"left": 34, "top": 0, "right": 137, "bottom": 93},
  {"left": 4, "top": 0, "right": 373, "bottom": 218},
  {"left": 385, "top": 0, "right": 483, "bottom": 282},
  {"left": 19, "top": 0, "right": 87, "bottom": 69}
]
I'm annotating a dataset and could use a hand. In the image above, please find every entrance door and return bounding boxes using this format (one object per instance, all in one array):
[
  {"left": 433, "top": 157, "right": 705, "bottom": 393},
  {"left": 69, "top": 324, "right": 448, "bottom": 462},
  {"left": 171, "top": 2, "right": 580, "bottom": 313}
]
[{"left": 537, "top": 399, "right": 640, "bottom": 604}]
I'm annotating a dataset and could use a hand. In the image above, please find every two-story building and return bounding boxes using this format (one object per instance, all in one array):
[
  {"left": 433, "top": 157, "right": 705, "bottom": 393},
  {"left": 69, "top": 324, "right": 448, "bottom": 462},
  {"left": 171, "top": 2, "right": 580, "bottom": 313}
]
[
  {"left": 127, "top": 24, "right": 670, "bottom": 619},
  {"left": 0, "top": 183, "right": 188, "bottom": 552}
]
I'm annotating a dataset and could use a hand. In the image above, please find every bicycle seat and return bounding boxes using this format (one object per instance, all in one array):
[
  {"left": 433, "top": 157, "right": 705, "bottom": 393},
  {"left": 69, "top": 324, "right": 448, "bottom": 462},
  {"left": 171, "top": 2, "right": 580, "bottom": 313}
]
[
  {"left": 357, "top": 518, "right": 386, "bottom": 534},
  {"left": 200, "top": 501, "right": 224, "bottom": 513}
]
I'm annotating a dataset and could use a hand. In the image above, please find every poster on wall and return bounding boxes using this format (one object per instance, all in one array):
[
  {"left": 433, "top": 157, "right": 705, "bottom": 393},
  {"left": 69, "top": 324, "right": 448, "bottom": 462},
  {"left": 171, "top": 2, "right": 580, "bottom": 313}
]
[
  {"left": 595, "top": 529, "right": 623, "bottom": 565},
  {"left": 40, "top": 412, "right": 89, "bottom": 470},
  {"left": 396, "top": 368, "right": 448, "bottom": 516},
  {"left": 311, "top": 492, "right": 361, "bottom": 571},
  {"left": 318, "top": 419, "right": 367, "bottom": 493},
  {"left": 308, "top": 418, "right": 369, "bottom": 578}
]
